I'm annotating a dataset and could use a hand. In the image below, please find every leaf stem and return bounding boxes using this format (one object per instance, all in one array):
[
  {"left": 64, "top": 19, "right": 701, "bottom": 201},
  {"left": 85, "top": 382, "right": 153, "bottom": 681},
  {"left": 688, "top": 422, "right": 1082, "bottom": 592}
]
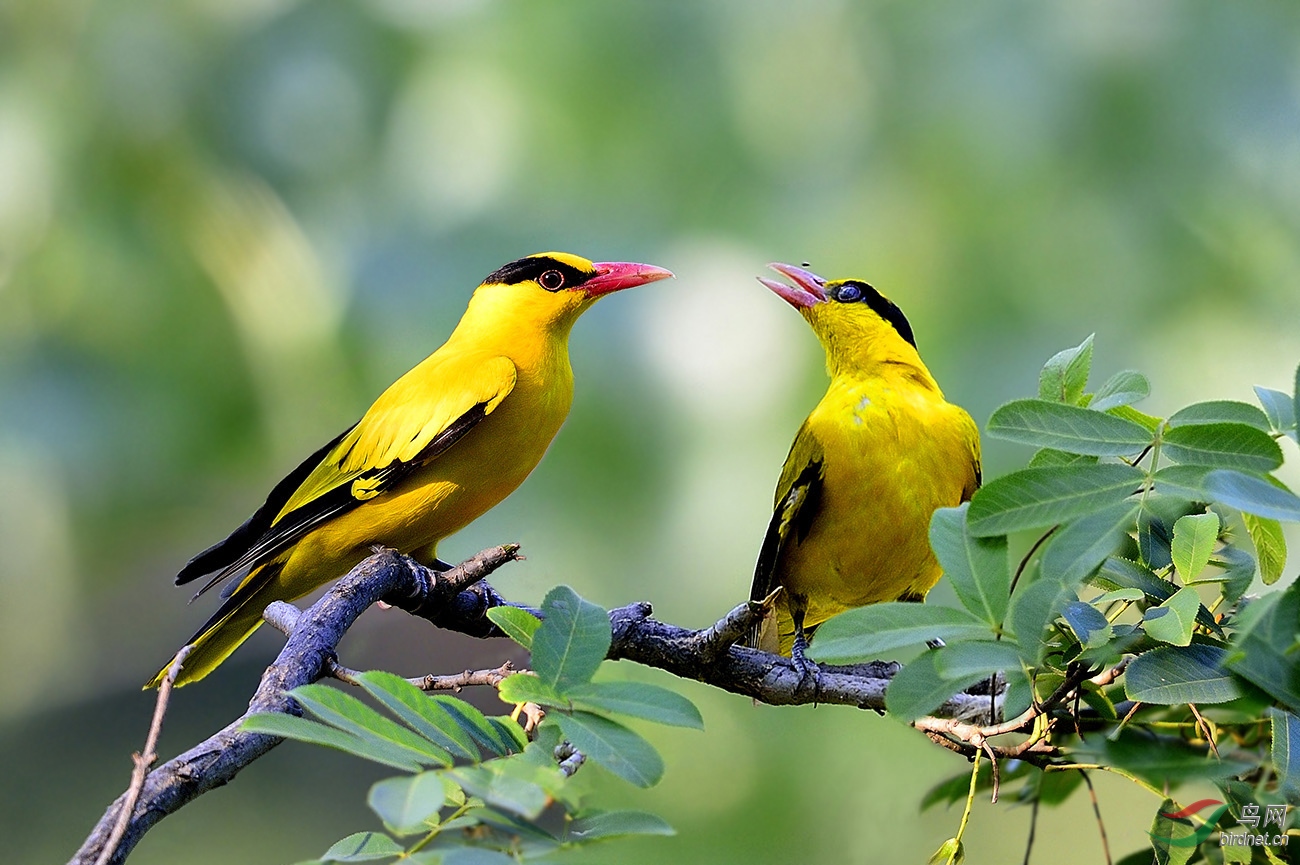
[{"left": 947, "top": 749, "right": 983, "bottom": 865}]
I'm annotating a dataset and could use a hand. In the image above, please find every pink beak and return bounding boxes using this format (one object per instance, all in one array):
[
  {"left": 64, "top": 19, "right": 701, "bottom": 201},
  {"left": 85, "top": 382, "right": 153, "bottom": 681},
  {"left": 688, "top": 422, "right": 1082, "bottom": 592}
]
[
  {"left": 583, "top": 261, "right": 675, "bottom": 297},
  {"left": 758, "top": 262, "right": 828, "bottom": 309}
]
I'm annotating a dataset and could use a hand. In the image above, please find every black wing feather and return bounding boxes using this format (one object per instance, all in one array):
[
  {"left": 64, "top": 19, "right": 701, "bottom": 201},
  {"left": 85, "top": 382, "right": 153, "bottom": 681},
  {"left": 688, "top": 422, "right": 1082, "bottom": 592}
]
[
  {"left": 748, "top": 457, "right": 824, "bottom": 604},
  {"left": 175, "top": 423, "right": 357, "bottom": 586},
  {"left": 183, "top": 401, "right": 491, "bottom": 600}
]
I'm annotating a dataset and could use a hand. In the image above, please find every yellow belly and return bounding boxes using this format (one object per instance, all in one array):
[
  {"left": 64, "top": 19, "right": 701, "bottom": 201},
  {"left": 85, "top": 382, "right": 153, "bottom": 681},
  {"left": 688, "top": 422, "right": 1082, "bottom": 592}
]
[
  {"left": 276, "top": 375, "right": 569, "bottom": 598},
  {"left": 778, "top": 381, "right": 976, "bottom": 634}
]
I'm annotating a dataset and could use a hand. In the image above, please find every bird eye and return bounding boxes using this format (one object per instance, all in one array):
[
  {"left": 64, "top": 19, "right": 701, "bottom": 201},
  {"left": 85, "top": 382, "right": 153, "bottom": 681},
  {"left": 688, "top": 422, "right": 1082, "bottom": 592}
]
[
  {"left": 836, "top": 284, "right": 862, "bottom": 303},
  {"left": 538, "top": 270, "right": 565, "bottom": 291}
]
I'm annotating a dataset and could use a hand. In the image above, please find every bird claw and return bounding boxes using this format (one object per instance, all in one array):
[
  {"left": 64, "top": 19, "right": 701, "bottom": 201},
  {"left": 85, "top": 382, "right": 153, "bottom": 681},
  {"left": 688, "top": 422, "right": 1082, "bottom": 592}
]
[
  {"left": 473, "top": 580, "right": 506, "bottom": 612},
  {"left": 791, "top": 632, "right": 822, "bottom": 695}
]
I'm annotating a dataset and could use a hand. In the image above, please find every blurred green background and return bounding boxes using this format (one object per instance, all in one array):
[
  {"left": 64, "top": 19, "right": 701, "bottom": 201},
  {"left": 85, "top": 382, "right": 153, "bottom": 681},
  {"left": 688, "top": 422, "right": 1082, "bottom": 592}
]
[{"left": 4, "top": 0, "right": 1300, "bottom": 862}]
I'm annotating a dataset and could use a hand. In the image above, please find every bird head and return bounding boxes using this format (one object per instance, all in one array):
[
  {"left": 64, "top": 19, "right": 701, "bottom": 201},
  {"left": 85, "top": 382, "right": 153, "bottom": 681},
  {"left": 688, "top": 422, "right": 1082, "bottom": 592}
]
[
  {"left": 471, "top": 252, "right": 673, "bottom": 333},
  {"left": 758, "top": 262, "right": 921, "bottom": 374}
]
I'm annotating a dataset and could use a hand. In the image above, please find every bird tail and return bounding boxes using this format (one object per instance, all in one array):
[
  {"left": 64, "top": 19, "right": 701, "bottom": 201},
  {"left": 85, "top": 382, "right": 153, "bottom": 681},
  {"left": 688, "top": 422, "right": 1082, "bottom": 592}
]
[{"left": 145, "top": 562, "right": 284, "bottom": 689}]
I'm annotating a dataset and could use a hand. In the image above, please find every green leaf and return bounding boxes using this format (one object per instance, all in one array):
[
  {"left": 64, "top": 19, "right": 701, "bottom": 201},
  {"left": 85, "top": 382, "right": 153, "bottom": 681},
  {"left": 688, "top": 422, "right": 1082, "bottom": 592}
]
[
  {"left": 1243, "top": 513, "right": 1287, "bottom": 585},
  {"left": 354, "top": 671, "right": 479, "bottom": 762},
  {"left": 1294, "top": 361, "right": 1300, "bottom": 440},
  {"left": 531, "top": 586, "right": 611, "bottom": 692},
  {"left": 1142, "top": 587, "right": 1201, "bottom": 646},
  {"left": 967, "top": 463, "right": 1144, "bottom": 536},
  {"left": 288, "top": 684, "right": 451, "bottom": 766},
  {"left": 568, "top": 681, "right": 704, "bottom": 729},
  {"left": 568, "top": 810, "right": 676, "bottom": 841},
  {"left": 367, "top": 772, "right": 448, "bottom": 836},
  {"left": 240, "top": 713, "right": 424, "bottom": 772},
  {"left": 1093, "top": 557, "right": 1169, "bottom": 599},
  {"left": 1228, "top": 583, "right": 1300, "bottom": 713},
  {"left": 447, "top": 763, "right": 550, "bottom": 819},
  {"left": 1170, "top": 512, "right": 1219, "bottom": 581},
  {"left": 321, "top": 832, "right": 404, "bottom": 863},
  {"left": 1040, "top": 502, "right": 1140, "bottom": 588},
  {"left": 1089, "top": 369, "right": 1150, "bottom": 412},
  {"left": 986, "top": 399, "right": 1151, "bottom": 456},
  {"left": 1168, "top": 400, "right": 1272, "bottom": 431},
  {"left": 1083, "top": 732, "right": 1251, "bottom": 784},
  {"left": 1005, "top": 580, "right": 1066, "bottom": 660},
  {"left": 1204, "top": 469, "right": 1300, "bottom": 521},
  {"left": 1253, "top": 385, "right": 1294, "bottom": 434},
  {"left": 497, "top": 673, "right": 567, "bottom": 708},
  {"left": 1028, "top": 448, "right": 1099, "bottom": 468},
  {"left": 1271, "top": 708, "right": 1300, "bottom": 795},
  {"left": 1150, "top": 465, "right": 1213, "bottom": 501},
  {"left": 929, "top": 504, "right": 1009, "bottom": 626},
  {"left": 1039, "top": 334, "right": 1094, "bottom": 405},
  {"left": 485, "top": 606, "right": 541, "bottom": 650},
  {"left": 553, "top": 711, "right": 664, "bottom": 787},
  {"left": 928, "top": 838, "right": 964, "bottom": 865},
  {"left": 932, "top": 640, "right": 1023, "bottom": 679},
  {"left": 1254, "top": 386, "right": 1296, "bottom": 434},
  {"left": 1108, "top": 404, "right": 1164, "bottom": 432},
  {"left": 428, "top": 696, "right": 523, "bottom": 757},
  {"left": 885, "top": 650, "right": 989, "bottom": 722},
  {"left": 1222, "top": 843, "right": 1253, "bottom": 865},
  {"left": 1125, "top": 644, "right": 1243, "bottom": 704},
  {"left": 1162, "top": 423, "right": 1283, "bottom": 473},
  {"left": 920, "top": 762, "right": 997, "bottom": 810},
  {"left": 809, "top": 603, "right": 993, "bottom": 662},
  {"left": 1216, "top": 546, "right": 1257, "bottom": 606},
  {"left": 1062, "top": 601, "right": 1112, "bottom": 649},
  {"left": 1148, "top": 799, "right": 1202, "bottom": 865}
]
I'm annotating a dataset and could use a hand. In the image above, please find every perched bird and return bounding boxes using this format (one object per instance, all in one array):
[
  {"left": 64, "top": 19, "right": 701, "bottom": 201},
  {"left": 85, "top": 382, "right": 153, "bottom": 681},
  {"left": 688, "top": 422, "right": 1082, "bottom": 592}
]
[
  {"left": 746, "top": 264, "right": 981, "bottom": 669},
  {"left": 150, "top": 252, "right": 673, "bottom": 688}
]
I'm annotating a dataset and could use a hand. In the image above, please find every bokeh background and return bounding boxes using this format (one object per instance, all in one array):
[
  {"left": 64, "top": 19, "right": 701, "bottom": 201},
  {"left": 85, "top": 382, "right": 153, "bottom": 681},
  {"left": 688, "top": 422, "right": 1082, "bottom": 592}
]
[{"left": 4, "top": 0, "right": 1300, "bottom": 863}]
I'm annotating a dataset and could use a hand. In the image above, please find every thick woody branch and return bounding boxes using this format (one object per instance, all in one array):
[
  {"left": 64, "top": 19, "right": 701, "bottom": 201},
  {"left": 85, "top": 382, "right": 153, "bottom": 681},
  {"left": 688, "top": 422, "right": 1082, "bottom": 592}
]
[
  {"left": 72, "top": 546, "right": 997, "bottom": 864},
  {"left": 71, "top": 547, "right": 519, "bottom": 865}
]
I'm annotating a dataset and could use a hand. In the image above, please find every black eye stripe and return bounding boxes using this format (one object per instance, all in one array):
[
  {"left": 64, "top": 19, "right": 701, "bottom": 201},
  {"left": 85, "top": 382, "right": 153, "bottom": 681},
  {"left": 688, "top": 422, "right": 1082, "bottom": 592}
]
[
  {"left": 483, "top": 256, "right": 593, "bottom": 289},
  {"left": 833, "top": 280, "right": 917, "bottom": 348}
]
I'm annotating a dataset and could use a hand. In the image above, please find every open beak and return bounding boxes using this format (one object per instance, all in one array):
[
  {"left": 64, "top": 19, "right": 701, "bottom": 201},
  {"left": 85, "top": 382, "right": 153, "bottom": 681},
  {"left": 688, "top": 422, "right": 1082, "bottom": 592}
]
[
  {"left": 583, "top": 261, "right": 675, "bottom": 297},
  {"left": 758, "top": 263, "right": 828, "bottom": 309}
]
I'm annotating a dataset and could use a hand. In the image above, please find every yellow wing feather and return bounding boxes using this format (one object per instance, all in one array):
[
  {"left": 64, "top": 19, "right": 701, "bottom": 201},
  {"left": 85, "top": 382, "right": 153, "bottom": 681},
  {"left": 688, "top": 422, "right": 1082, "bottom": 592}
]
[{"left": 279, "top": 352, "right": 516, "bottom": 519}]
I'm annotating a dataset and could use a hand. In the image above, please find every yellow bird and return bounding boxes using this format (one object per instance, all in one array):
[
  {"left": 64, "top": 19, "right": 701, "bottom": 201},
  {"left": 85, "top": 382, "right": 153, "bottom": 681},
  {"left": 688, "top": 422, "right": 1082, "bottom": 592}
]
[
  {"left": 150, "top": 252, "right": 672, "bottom": 688},
  {"left": 746, "top": 263, "right": 981, "bottom": 668}
]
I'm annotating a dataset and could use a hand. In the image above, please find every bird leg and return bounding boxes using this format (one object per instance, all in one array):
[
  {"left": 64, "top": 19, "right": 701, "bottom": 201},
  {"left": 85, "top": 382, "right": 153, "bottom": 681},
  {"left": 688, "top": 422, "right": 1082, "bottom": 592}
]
[{"left": 789, "top": 612, "right": 822, "bottom": 695}]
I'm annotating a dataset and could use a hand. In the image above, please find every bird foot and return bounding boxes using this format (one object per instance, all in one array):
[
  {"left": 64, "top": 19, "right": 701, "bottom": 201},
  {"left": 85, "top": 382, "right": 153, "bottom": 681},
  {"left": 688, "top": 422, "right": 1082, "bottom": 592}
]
[
  {"left": 925, "top": 637, "right": 946, "bottom": 650},
  {"left": 791, "top": 634, "right": 822, "bottom": 696}
]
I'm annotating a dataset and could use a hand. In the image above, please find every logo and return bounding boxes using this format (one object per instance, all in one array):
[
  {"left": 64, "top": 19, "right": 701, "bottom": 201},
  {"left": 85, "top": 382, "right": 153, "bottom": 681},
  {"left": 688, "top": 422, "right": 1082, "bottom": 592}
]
[
  {"left": 1149, "top": 800, "right": 1290, "bottom": 849},
  {"left": 1151, "top": 800, "right": 1231, "bottom": 847}
]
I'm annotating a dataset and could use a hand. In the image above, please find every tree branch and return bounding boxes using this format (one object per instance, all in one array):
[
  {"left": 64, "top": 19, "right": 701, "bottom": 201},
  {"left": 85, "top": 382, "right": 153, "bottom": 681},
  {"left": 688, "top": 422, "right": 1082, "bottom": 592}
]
[
  {"left": 71, "top": 545, "right": 1000, "bottom": 864},
  {"left": 71, "top": 546, "right": 518, "bottom": 865}
]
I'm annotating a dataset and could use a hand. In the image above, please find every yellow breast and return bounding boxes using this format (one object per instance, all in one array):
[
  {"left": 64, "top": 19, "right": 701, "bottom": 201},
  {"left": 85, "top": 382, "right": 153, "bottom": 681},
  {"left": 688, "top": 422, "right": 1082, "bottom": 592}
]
[{"left": 780, "top": 375, "right": 978, "bottom": 629}]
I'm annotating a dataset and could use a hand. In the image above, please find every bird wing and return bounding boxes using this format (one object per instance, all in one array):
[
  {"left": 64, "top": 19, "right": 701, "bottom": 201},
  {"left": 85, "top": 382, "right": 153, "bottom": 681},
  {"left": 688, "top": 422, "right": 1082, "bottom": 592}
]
[
  {"left": 749, "top": 423, "right": 826, "bottom": 607},
  {"left": 177, "top": 353, "right": 518, "bottom": 597}
]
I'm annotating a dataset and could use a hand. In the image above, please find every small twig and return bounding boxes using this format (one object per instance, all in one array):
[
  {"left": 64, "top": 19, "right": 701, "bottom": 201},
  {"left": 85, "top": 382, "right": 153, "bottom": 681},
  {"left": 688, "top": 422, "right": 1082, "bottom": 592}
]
[
  {"left": 690, "top": 596, "right": 770, "bottom": 663},
  {"left": 983, "top": 742, "right": 1001, "bottom": 804},
  {"left": 1187, "top": 703, "right": 1220, "bottom": 758},
  {"left": 1044, "top": 763, "right": 1166, "bottom": 801},
  {"left": 1080, "top": 772, "right": 1112, "bottom": 865},
  {"left": 1008, "top": 526, "right": 1058, "bottom": 596},
  {"left": 1021, "top": 798, "right": 1040, "bottom": 865},
  {"left": 947, "top": 748, "right": 983, "bottom": 865},
  {"left": 93, "top": 645, "right": 194, "bottom": 865}
]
